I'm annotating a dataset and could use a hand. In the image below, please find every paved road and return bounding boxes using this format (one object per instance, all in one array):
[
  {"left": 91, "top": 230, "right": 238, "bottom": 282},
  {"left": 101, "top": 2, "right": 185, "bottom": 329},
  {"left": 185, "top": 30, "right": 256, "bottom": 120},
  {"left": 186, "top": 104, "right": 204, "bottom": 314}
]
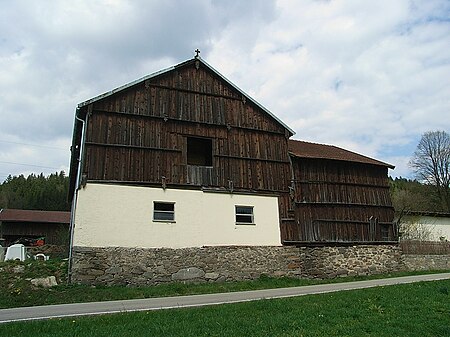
[{"left": 1, "top": 272, "right": 449, "bottom": 324}]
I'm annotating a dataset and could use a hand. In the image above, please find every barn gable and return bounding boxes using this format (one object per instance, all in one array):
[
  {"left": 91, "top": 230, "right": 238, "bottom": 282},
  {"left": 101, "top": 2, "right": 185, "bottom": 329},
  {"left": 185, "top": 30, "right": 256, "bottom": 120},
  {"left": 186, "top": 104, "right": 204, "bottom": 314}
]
[
  {"left": 69, "top": 57, "right": 294, "bottom": 199},
  {"left": 69, "top": 56, "right": 296, "bottom": 251}
]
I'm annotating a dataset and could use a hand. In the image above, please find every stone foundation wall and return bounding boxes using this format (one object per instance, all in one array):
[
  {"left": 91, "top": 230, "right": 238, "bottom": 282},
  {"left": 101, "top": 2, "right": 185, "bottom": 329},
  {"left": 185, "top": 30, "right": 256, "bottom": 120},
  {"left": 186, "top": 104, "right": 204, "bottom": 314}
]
[
  {"left": 402, "top": 255, "right": 450, "bottom": 271},
  {"left": 299, "top": 245, "right": 403, "bottom": 278},
  {"left": 71, "top": 245, "right": 403, "bottom": 286}
]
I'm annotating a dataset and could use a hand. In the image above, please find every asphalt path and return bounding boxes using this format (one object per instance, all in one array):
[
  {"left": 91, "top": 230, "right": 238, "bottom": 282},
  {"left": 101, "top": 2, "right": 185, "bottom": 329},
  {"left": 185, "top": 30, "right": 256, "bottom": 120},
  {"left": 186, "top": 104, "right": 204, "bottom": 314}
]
[{"left": 1, "top": 272, "right": 449, "bottom": 324}]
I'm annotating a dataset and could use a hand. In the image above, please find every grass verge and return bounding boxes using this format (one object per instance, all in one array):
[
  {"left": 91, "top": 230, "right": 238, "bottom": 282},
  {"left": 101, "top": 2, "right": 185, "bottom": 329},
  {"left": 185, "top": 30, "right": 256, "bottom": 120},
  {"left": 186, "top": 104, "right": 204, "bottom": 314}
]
[
  {"left": 0, "top": 279, "right": 449, "bottom": 337},
  {"left": 0, "top": 259, "right": 449, "bottom": 309}
]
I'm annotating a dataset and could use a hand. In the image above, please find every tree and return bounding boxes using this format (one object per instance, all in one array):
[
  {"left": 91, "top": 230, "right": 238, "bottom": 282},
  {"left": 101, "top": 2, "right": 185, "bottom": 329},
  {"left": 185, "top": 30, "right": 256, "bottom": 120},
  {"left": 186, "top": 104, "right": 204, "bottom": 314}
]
[
  {"left": 398, "top": 217, "right": 434, "bottom": 241},
  {"left": 389, "top": 177, "right": 442, "bottom": 212},
  {"left": 409, "top": 130, "right": 450, "bottom": 212},
  {"left": 0, "top": 171, "right": 70, "bottom": 211}
]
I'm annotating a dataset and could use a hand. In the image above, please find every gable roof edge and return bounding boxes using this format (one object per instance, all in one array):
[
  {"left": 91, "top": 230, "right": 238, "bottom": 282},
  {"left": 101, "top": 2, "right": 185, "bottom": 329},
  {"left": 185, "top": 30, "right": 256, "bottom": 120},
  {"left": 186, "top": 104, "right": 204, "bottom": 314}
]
[
  {"left": 197, "top": 57, "right": 295, "bottom": 136},
  {"left": 76, "top": 57, "right": 295, "bottom": 136},
  {"left": 77, "top": 65, "right": 175, "bottom": 109}
]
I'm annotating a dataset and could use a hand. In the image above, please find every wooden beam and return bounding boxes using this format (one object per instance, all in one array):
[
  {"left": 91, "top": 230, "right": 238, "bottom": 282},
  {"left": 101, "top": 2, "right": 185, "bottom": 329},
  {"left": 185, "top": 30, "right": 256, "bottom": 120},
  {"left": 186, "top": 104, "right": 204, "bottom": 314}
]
[
  {"left": 295, "top": 201, "right": 394, "bottom": 209},
  {"left": 292, "top": 179, "right": 390, "bottom": 189},
  {"left": 85, "top": 179, "right": 290, "bottom": 194},
  {"left": 215, "top": 153, "right": 290, "bottom": 164},
  {"left": 85, "top": 142, "right": 182, "bottom": 152},
  {"left": 92, "top": 109, "right": 286, "bottom": 136},
  {"left": 313, "top": 219, "right": 394, "bottom": 225},
  {"left": 146, "top": 83, "right": 242, "bottom": 101}
]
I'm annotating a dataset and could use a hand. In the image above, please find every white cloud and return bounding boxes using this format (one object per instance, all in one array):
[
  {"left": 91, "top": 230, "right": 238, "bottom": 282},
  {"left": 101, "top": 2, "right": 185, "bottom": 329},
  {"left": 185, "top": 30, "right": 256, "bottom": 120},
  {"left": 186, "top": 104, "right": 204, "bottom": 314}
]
[
  {"left": 0, "top": 0, "right": 449, "bottom": 180},
  {"left": 208, "top": 0, "right": 449, "bottom": 178}
]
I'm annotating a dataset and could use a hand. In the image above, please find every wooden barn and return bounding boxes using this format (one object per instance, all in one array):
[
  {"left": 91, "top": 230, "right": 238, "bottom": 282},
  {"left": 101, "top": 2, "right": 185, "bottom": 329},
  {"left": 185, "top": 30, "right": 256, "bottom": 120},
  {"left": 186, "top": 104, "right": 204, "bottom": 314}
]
[
  {"left": 0, "top": 209, "right": 70, "bottom": 246},
  {"left": 282, "top": 140, "right": 396, "bottom": 245},
  {"left": 69, "top": 55, "right": 396, "bottom": 252},
  {"left": 69, "top": 55, "right": 295, "bottom": 249}
]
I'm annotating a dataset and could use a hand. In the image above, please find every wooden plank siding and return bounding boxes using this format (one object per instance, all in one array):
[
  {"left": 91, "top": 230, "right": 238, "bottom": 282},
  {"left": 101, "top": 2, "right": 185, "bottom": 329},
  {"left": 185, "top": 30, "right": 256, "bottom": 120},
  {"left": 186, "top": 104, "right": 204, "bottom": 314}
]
[
  {"left": 283, "top": 157, "right": 396, "bottom": 244},
  {"left": 83, "top": 113, "right": 291, "bottom": 192},
  {"left": 78, "top": 61, "right": 292, "bottom": 222},
  {"left": 1, "top": 222, "right": 68, "bottom": 246}
]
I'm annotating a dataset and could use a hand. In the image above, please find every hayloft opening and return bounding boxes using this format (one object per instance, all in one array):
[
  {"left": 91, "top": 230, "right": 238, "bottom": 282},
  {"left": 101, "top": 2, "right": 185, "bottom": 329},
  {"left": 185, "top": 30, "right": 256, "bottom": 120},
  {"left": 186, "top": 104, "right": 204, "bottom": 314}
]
[{"left": 187, "top": 137, "right": 213, "bottom": 166}]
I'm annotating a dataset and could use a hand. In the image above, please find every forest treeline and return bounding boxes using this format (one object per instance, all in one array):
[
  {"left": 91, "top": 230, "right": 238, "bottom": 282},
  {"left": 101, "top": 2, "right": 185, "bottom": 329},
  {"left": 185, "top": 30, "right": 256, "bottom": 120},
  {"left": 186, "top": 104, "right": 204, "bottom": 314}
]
[
  {"left": 389, "top": 177, "right": 448, "bottom": 213},
  {"left": 0, "top": 171, "right": 70, "bottom": 211},
  {"left": 0, "top": 172, "right": 447, "bottom": 213}
]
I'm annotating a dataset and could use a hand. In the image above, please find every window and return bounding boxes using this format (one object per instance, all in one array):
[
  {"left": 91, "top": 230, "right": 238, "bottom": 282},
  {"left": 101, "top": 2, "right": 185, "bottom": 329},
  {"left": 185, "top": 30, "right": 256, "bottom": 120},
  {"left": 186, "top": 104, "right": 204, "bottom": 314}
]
[
  {"left": 380, "top": 224, "right": 390, "bottom": 241},
  {"left": 153, "top": 202, "right": 175, "bottom": 222},
  {"left": 187, "top": 137, "right": 212, "bottom": 166},
  {"left": 235, "top": 206, "right": 254, "bottom": 224}
]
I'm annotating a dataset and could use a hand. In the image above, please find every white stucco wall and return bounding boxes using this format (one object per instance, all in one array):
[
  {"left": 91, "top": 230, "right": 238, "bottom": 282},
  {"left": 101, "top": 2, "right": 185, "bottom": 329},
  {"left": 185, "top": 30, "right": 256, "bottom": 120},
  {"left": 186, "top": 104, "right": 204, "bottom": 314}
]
[
  {"left": 73, "top": 183, "right": 281, "bottom": 248},
  {"left": 403, "top": 215, "right": 450, "bottom": 241}
]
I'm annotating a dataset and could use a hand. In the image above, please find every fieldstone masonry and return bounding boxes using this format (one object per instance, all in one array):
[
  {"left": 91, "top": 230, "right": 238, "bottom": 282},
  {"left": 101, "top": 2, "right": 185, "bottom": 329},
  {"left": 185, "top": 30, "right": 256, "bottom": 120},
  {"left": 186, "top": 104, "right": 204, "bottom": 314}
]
[
  {"left": 402, "top": 255, "right": 449, "bottom": 271},
  {"left": 71, "top": 245, "right": 405, "bottom": 286},
  {"left": 299, "top": 245, "right": 403, "bottom": 278}
]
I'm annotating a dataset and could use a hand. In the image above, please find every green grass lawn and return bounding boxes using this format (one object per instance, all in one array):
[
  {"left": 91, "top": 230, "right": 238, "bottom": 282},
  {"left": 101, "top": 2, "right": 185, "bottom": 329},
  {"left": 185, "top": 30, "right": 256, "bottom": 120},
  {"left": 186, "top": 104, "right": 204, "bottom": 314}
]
[{"left": 1, "top": 279, "right": 449, "bottom": 337}]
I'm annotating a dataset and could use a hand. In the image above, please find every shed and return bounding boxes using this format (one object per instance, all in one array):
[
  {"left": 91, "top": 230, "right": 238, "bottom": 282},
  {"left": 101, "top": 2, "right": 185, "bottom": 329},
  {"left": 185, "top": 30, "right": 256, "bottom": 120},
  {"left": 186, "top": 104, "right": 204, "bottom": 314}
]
[
  {"left": 0, "top": 209, "right": 70, "bottom": 246},
  {"left": 282, "top": 140, "right": 397, "bottom": 245}
]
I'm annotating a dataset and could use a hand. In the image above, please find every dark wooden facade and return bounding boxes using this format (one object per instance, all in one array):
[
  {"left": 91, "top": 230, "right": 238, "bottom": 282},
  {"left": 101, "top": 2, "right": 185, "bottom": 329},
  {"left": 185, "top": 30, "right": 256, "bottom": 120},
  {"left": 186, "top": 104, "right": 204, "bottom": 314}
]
[
  {"left": 281, "top": 140, "right": 397, "bottom": 244},
  {"left": 69, "top": 58, "right": 294, "bottom": 220}
]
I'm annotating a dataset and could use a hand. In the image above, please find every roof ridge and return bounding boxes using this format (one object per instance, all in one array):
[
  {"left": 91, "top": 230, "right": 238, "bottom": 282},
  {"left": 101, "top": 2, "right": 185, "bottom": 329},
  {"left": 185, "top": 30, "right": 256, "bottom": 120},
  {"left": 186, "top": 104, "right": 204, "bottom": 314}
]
[{"left": 289, "top": 139, "right": 334, "bottom": 147}]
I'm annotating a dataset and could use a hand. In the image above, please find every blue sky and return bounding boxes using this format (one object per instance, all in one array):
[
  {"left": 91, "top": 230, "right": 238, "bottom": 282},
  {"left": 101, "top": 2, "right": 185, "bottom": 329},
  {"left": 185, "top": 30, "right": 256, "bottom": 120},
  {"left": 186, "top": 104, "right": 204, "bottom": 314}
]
[{"left": 0, "top": 0, "right": 449, "bottom": 181}]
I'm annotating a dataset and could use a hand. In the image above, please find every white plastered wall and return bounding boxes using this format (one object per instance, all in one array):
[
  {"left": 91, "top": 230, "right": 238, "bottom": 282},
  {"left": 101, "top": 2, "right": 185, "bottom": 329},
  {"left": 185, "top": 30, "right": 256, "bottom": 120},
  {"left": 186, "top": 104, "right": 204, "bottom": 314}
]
[
  {"left": 403, "top": 215, "right": 450, "bottom": 241},
  {"left": 73, "top": 183, "right": 281, "bottom": 248}
]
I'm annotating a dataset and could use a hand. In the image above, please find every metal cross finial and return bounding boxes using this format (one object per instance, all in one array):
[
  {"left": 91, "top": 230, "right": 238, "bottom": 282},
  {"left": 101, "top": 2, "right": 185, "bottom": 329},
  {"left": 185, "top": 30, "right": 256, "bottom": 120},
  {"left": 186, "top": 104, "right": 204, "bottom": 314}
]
[{"left": 195, "top": 49, "right": 200, "bottom": 58}]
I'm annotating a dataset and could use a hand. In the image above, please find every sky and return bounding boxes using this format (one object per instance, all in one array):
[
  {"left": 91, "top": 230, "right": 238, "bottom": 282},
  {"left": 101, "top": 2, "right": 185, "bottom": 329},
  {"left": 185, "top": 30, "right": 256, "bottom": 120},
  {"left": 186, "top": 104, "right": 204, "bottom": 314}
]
[{"left": 0, "top": 0, "right": 449, "bottom": 182}]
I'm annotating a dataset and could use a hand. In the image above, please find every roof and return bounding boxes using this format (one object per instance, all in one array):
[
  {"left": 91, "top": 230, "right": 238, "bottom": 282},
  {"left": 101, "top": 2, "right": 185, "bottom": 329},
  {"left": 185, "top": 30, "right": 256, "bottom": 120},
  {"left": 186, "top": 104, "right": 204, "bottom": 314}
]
[
  {"left": 288, "top": 139, "right": 395, "bottom": 169},
  {"left": 0, "top": 209, "right": 70, "bottom": 224},
  {"left": 404, "top": 210, "right": 450, "bottom": 218},
  {"left": 77, "top": 56, "right": 295, "bottom": 136}
]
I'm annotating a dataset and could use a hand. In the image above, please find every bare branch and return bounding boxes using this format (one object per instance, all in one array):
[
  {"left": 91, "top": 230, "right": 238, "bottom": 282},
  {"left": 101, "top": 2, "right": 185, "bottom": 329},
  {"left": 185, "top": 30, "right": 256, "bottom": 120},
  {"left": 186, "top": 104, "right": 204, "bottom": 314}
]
[{"left": 409, "top": 130, "right": 450, "bottom": 211}]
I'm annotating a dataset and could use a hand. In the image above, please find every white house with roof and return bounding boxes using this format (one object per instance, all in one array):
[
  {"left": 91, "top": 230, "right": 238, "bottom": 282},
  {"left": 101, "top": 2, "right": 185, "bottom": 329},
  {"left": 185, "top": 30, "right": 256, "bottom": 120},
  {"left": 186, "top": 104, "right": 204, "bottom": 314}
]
[{"left": 401, "top": 211, "right": 450, "bottom": 241}]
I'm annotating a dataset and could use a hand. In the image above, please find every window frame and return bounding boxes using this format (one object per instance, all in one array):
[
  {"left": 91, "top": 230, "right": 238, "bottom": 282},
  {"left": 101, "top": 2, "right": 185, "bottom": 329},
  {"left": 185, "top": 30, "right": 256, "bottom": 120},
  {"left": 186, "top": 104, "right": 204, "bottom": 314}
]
[
  {"left": 153, "top": 201, "right": 176, "bottom": 223},
  {"left": 380, "top": 224, "right": 390, "bottom": 241},
  {"left": 235, "top": 205, "right": 255, "bottom": 225}
]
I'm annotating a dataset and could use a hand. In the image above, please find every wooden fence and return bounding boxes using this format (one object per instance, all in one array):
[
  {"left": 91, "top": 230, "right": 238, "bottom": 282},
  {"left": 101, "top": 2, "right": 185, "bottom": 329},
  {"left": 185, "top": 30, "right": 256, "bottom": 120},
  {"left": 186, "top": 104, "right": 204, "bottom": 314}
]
[{"left": 400, "top": 240, "right": 450, "bottom": 255}]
